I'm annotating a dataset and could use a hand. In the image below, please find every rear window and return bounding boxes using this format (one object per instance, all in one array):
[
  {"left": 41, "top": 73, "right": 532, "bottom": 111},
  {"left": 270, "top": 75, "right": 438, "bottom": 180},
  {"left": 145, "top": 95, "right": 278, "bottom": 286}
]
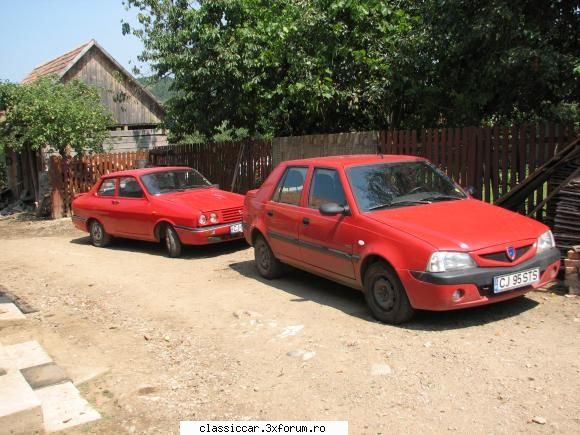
[
  {"left": 272, "top": 167, "right": 308, "bottom": 206},
  {"left": 97, "top": 179, "right": 116, "bottom": 197}
]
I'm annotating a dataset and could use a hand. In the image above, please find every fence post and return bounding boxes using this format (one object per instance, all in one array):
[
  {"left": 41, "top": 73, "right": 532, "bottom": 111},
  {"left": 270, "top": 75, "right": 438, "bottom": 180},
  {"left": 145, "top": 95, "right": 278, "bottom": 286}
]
[{"left": 48, "top": 155, "right": 64, "bottom": 219}]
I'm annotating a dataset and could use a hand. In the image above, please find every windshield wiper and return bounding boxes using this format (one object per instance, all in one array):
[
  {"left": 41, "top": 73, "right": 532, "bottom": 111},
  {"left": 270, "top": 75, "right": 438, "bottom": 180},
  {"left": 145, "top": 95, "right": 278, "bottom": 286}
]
[
  {"left": 421, "top": 194, "right": 463, "bottom": 202},
  {"left": 368, "top": 199, "right": 431, "bottom": 211}
]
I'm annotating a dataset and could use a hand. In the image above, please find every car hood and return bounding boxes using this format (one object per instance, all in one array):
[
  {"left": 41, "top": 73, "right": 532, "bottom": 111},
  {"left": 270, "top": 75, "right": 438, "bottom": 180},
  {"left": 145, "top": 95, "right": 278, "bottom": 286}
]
[
  {"left": 366, "top": 199, "right": 547, "bottom": 251},
  {"left": 156, "top": 188, "right": 244, "bottom": 211}
]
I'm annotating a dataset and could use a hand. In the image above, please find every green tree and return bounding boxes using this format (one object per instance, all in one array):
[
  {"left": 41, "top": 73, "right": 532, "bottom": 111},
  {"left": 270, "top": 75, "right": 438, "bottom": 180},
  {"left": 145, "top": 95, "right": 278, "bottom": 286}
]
[
  {"left": 0, "top": 76, "right": 113, "bottom": 156},
  {"left": 123, "top": 0, "right": 579, "bottom": 137},
  {"left": 415, "top": 0, "right": 579, "bottom": 127},
  {"left": 123, "top": 0, "right": 418, "bottom": 137}
]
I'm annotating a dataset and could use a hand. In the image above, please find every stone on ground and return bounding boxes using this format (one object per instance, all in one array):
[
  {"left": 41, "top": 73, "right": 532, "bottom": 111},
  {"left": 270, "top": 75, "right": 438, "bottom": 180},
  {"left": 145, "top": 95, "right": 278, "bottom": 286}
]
[
  {"left": 0, "top": 370, "right": 43, "bottom": 434},
  {"left": 0, "top": 302, "right": 26, "bottom": 326},
  {"left": 21, "top": 362, "right": 70, "bottom": 390},
  {"left": 36, "top": 382, "right": 101, "bottom": 432},
  {"left": 0, "top": 341, "right": 52, "bottom": 371}
]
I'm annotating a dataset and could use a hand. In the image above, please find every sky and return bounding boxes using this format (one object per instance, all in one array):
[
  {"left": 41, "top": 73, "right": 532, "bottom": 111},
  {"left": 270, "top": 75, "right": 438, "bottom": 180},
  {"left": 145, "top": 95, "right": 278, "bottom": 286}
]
[{"left": 0, "top": 0, "right": 148, "bottom": 82}]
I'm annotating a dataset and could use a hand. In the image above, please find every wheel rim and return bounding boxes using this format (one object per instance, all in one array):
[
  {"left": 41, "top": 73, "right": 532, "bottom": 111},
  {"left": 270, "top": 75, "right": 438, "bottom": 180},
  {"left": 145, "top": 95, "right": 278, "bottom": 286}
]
[
  {"left": 257, "top": 242, "right": 271, "bottom": 271},
  {"left": 372, "top": 276, "right": 397, "bottom": 311},
  {"left": 91, "top": 223, "right": 102, "bottom": 242}
]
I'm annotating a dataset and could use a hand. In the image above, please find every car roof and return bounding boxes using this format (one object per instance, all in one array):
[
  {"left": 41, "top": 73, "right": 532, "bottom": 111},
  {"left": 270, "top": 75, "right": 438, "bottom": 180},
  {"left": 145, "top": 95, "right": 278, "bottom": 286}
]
[
  {"left": 281, "top": 154, "right": 426, "bottom": 168},
  {"left": 100, "top": 166, "right": 192, "bottom": 179}
]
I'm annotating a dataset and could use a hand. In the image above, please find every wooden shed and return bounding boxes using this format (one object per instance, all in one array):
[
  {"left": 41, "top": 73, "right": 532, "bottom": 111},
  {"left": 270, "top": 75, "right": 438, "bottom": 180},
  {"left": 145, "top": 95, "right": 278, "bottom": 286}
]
[{"left": 22, "top": 39, "right": 167, "bottom": 152}]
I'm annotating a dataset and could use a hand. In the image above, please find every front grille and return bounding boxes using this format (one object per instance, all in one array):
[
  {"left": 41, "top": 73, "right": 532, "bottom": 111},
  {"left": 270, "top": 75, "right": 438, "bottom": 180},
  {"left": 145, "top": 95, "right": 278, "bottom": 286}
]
[
  {"left": 220, "top": 207, "right": 242, "bottom": 223},
  {"left": 480, "top": 245, "right": 532, "bottom": 263}
]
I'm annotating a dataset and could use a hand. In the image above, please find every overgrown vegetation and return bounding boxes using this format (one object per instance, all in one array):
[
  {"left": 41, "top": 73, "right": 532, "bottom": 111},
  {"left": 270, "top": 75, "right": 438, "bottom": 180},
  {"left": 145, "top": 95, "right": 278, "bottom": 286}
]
[
  {"left": 123, "top": 0, "right": 578, "bottom": 140},
  {"left": 137, "top": 75, "right": 175, "bottom": 103},
  {"left": 0, "top": 76, "right": 113, "bottom": 156}
]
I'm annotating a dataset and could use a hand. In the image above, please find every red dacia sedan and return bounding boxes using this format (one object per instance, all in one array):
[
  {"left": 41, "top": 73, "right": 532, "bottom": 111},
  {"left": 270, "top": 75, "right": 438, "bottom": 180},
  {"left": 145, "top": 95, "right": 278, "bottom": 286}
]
[
  {"left": 242, "top": 155, "right": 560, "bottom": 323},
  {"left": 72, "top": 166, "right": 245, "bottom": 257}
]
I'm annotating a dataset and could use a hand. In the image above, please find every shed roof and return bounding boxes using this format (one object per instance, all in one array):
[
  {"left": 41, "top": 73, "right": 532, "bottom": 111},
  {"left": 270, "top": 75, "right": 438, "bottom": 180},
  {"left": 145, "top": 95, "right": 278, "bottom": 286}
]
[
  {"left": 22, "top": 40, "right": 93, "bottom": 84},
  {"left": 21, "top": 39, "right": 164, "bottom": 118}
]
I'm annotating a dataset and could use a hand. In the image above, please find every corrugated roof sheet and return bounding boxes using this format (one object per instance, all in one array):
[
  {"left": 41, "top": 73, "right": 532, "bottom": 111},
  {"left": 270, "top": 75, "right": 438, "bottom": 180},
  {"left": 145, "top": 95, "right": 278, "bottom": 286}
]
[{"left": 21, "top": 40, "right": 93, "bottom": 84}]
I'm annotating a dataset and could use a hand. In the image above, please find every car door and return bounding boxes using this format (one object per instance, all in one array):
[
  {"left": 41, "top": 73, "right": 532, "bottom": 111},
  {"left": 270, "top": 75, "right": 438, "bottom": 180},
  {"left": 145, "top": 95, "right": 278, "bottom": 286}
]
[
  {"left": 93, "top": 178, "right": 119, "bottom": 233},
  {"left": 110, "top": 176, "right": 153, "bottom": 237},
  {"left": 298, "top": 167, "right": 356, "bottom": 279},
  {"left": 265, "top": 166, "right": 309, "bottom": 261}
]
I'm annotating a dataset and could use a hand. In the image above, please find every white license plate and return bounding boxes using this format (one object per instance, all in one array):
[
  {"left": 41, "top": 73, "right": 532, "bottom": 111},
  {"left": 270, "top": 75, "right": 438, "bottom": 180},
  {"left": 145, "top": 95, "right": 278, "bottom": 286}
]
[
  {"left": 493, "top": 268, "right": 540, "bottom": 293},
  {"left": 230, "top": 223, "right": 243, "bottom": 234}
]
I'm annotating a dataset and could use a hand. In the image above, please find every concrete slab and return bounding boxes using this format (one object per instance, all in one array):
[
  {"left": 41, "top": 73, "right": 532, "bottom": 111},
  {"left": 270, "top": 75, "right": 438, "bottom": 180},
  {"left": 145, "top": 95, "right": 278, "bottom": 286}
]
[
  {"left": 0, "top": 341, "right": 53, "bottom": 372},
  {"left": 0, "top": 302, "right": 26, "bottom": 326},
  {"left": 63, "top": 364, "right": 110, "bottom": 386},
  {"left": 21, "top": 362, "right": 70, "bottom": 390},
  {"left": 0, "top": 370, "right": 43, "bottom": 434},
  {"left": 36, "top": 382, "right": 101, "bottom": 432}
]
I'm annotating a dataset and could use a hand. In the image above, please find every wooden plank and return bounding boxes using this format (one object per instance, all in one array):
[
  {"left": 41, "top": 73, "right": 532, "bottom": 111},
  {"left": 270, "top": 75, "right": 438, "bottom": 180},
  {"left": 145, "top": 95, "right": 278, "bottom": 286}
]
[{"left": 501, "top": 127, "right": 509, "bottom": 196}]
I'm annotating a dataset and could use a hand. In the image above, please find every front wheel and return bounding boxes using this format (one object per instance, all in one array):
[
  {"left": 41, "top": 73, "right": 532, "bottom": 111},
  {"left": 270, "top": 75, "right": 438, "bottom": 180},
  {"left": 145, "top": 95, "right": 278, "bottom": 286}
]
[
  {"left": 254, "top": 235, "right": 284, "bottom": 279},
  {"left": 364, "top": 262, "right": 415, "bottom": 324},
  {"left": 164, "top": 225, "right": 182, "bottom": 258},
  {"left": 89, "top": 220, "right": 111, "bottom": 247}
]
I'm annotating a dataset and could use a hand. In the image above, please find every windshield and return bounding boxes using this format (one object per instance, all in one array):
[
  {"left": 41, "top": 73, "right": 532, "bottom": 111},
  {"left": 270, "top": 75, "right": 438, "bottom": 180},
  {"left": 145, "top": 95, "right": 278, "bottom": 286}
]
[
  {"left": 140, "top": 169, "right": 212, "bottom": 195},
  {"left": 346, "top": 160, "right": 466, "bottom": 212}
]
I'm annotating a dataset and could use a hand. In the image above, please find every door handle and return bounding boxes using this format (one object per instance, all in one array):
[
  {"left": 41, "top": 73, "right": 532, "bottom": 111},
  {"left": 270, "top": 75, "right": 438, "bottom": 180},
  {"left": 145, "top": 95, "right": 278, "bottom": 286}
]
[
  {"left": 267, "top": 210, "right": 273, "bottom": 217},
  {"left": 112, "top": 200, "right": 120, "bottom": 205},
  {"left": 302, "top": 217, "right": 310, "bottom": 225}
]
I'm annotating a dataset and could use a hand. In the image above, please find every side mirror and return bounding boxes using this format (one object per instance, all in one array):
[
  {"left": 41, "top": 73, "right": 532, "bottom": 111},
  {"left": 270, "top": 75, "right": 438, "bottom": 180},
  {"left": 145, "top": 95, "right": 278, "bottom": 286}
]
[
  {"left": 465, "top": 186, "right": 476, "bottom": 197},
  {"left": 319, "top": 202, "right": 350, "bottom": 216}
]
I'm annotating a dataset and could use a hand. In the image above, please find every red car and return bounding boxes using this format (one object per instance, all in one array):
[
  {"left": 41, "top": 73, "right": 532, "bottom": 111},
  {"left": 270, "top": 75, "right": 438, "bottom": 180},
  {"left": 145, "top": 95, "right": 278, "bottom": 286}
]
[
  {"left": 242, "top": 155, "right": 561, "bottom": 323},
  {"left": 72, "top": 166, "right": 245, "bottom": 257}
]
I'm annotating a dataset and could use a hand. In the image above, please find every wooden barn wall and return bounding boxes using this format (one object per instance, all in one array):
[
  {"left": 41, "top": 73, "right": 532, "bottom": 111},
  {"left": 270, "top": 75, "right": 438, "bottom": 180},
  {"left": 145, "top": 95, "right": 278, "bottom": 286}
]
[
  {"left": 103, "top": 129, "right": 168, "bottom": 153},
  {"left": 65, "top": 47, "right": 163, "bottom": 126}
]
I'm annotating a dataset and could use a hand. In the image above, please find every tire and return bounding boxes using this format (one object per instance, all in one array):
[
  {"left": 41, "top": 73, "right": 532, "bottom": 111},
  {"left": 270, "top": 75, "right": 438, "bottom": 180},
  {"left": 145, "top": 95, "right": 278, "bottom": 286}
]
[
  {"left": 89, "top": 220, "right": 111, "bottom": 248},
  {"left": 164, "top": 225, "right": 182, "bottom": 258},
  {"left": 363, "top": 262, "right": 415, "bottom": 324},
  {"left": 254, "top": 235, "right": 284, "bottom": 279}
]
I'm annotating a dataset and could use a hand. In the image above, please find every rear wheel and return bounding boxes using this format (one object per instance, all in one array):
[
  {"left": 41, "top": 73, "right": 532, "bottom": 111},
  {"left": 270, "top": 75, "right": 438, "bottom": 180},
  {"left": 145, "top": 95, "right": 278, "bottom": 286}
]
[
  {"left": 254, "top": 235, "right": 284, "bottom": 279},
  {"left": 364, "top": 262, "right": 415, "bottom": 324},
  {"left": 89, "top": 220, "right": 111, "bottom": 248},
  {"left": 164, "top": 225, "right": 182, "bottom": 258}
]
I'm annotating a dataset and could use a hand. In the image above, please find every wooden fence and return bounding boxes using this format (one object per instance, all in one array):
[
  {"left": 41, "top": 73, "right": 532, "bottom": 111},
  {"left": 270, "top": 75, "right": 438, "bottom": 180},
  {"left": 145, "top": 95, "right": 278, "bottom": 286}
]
[
  {"left": 47, "top": 123, "right": 576, "bottom": 221},
  {"left": 148, "top": 139, "right": 272, "bottom": 194},
  {"left": 49, "top": 150, "right": 149, "bottom": 217},
  {"left": 379, "top": 123, "right": 576, "bottom": 220}
]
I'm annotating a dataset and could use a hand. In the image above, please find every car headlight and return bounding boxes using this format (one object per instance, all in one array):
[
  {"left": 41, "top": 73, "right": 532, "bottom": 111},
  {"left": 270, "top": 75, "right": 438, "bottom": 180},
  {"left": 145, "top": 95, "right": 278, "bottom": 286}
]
[
  {"left": 427, "top": 251, "right": 477, "bottom": 273},
  {"left": 198, "top": 214, "right": 207, "bottom": 225},
  {"left": 209, "top": 212, "right": 218, "bottom": 224},
  {"left": 536, "top": 230, "right": 555, "bottom": 253}
]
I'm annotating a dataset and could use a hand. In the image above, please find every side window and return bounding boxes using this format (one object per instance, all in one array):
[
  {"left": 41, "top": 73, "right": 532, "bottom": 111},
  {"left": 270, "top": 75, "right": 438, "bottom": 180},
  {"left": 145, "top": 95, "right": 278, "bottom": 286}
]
[
  {"left": 272, "top": 167, "right": 308, "bottom": 206},
  {"left": 118, "top": 177, "right": 144, "bottom": 198},
  {"left": 97, "top": 179, "right": 117, "bottom": 197},
  {"left": 308, "top": 168, "right": 347, "bottom": 209}
]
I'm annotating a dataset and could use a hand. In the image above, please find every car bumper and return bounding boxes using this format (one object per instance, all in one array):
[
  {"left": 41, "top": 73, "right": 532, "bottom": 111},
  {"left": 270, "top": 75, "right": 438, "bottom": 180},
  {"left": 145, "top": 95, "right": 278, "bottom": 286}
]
[
  {"left": 403, "top": 248, "right": 561, "bottom": 310},
  {"left": 174, "top": 221, "right": 244, "bottom": 245}
]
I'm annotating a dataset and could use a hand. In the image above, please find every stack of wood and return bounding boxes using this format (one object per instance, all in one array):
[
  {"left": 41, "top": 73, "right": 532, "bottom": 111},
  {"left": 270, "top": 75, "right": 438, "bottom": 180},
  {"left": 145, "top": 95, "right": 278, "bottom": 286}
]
[
  {"left": 550, "top": 173, "right": 580, "bottom": 257},
  {"left": 564, "top": 246, "right": 580, "bottom": 295}
]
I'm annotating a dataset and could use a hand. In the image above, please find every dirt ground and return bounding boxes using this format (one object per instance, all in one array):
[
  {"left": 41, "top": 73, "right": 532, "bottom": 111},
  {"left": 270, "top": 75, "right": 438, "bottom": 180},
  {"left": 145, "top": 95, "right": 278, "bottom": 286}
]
[{"left": 0, "top": 214, "right": 578, "bottom": 434}]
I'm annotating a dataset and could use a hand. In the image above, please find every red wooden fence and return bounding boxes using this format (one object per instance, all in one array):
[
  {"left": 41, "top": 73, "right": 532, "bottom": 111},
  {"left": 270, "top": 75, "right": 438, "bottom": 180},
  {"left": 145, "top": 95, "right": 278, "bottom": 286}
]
[
  {"left": 379, "top": 123, "right": 576, "bottom": 219},
  {"left": 49, "top": 150, "right": 149, "bottom": 217}
]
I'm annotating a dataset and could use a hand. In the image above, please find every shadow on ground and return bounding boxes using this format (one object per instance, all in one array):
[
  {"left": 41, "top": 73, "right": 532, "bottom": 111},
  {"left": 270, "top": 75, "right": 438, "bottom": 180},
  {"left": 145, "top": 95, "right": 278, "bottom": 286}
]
[
  {"left": 70, "top": 236, "right": 249, "bottom": 259},
  {"left": 229, "top": 259, "right": 540, "bottom": 331}
]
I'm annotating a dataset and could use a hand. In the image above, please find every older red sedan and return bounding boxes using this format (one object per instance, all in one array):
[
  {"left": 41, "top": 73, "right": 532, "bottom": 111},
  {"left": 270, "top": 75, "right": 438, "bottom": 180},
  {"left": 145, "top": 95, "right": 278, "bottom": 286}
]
[
  {"left": 72, "top": 167, "right": 245, "bottom": 257},
  {"left": 242, "top": 155, "right": 561, "bottom": 323}
]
